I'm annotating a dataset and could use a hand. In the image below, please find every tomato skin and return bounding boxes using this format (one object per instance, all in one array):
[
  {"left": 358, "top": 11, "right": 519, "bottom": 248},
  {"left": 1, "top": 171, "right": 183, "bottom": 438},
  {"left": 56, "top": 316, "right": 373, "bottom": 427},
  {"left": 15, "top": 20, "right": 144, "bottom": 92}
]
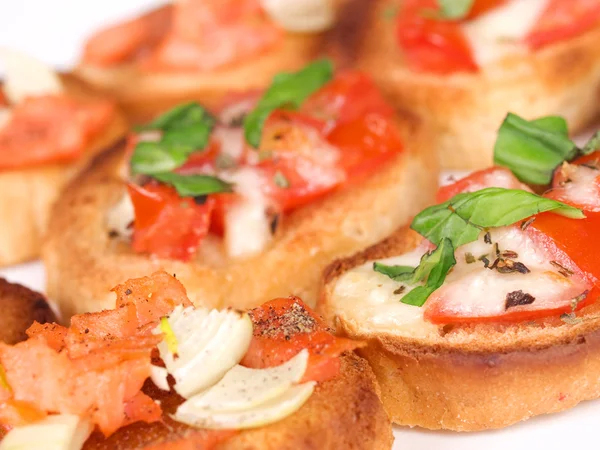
[
  {"left": 241, "top": 297, "right": 362, "bottom": 383},
  {"left": 0, "top": 96, "right": 114, "bottom": 170},
  {"left": 127, "top": 183, "right": 214, "bottom": 261},
  {"left": 526, "top": 0, "right": 600, "bottom": 49},
  {"left": 395, "top": 0, "right": 478, "bottom": 74}
]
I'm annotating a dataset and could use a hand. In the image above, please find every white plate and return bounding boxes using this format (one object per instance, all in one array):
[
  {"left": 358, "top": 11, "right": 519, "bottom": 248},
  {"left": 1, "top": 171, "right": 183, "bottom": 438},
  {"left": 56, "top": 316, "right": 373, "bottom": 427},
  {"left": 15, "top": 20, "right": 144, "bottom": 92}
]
[{"left": 0, "top": 2, "right": 598, "bottom": 449}]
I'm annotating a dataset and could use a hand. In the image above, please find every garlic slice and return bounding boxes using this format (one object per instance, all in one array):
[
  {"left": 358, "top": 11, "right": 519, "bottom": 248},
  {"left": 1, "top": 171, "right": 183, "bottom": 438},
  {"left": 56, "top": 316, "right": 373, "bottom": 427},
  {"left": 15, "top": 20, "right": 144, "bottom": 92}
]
[
  {"left": 155, "top": 306, "right": 253, "bottom": 399},
  {"left": 260, "top": 0, "right": 334, "bottom": 33},
  {"left": 0, "top": 414, "right": 92, "bottom": 450},
  {"left": 0, "top": 48, "right": 62, "bottom": 104}
]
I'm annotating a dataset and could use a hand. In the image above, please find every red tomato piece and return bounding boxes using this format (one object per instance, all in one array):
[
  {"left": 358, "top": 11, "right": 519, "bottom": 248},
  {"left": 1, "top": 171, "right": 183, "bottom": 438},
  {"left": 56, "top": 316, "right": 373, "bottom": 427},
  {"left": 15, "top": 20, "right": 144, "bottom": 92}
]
[
  {"left": 127, "top": 183, "right": 215, "bottom": 261},
  {"left": 526, "top": 0, "right": 600, "bottom": 49},
  {"left": 0, "top": 95, "right": 114, "bottom": 170},
  {"left": 436, "top": 167, "right": 528, "bottom": 203},
  {"left": 241, "top": 297, "right": 362, "bottom": 383}
]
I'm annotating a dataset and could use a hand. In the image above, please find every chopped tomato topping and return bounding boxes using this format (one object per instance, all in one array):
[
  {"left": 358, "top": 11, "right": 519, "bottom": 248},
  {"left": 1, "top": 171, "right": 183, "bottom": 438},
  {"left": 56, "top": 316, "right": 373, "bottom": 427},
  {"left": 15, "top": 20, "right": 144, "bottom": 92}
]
[
  {"left": 526, "top": 0, "right": 600, "bottom": 49},
  {"left": 241, "top": 297, "right": 362, "bottom": 383},
  {"left": 436, "top": 167, "right": 529, "bottom": 203},
  {"left": 128, "top": 183, "right": 215, "bottom": 261},
  {"left": 0, "top": 95, "right": 114, "bottom": 170},
  {"left": 83, "top": 0, "right": 281, "bottom": 71}
]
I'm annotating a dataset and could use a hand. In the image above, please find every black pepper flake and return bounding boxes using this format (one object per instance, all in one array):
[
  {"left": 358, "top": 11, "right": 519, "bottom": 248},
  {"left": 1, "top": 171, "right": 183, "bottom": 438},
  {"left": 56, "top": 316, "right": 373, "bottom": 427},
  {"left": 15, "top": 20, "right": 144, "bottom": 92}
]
[
  {"left": 393, "top": 286, "right": 406, "bottom": 295},
  {"left": 270, "top": 214, "right": 280, "bottom": 235},
  {"left": 497, "top": 260, "right": 530, "bottom": 274},
  {"left": 520, "top": 217, "right": 536, "bottom": 230},
  {"left": 550, "top": 260, "right": 574, "bottom": 278},
  {"left": 480, "top": 256, "right": 491, "bottom": 268},
  {"left": 501, "top": 250, "right": 519, "bottom": 259},
  {"left": 84, "top": 328, "right": 89, "bottom": 334},
  {"left": 108, "top": 230, "right": 119, "bottom": 239},
  {"left": 193, "top": 195, "right": 208, "bottom": 205},
  {"left": 505, "top": 290, "right": 536, "bottom": 310},
  {"left": 125, "top": 289, "right": 132, "bottom": 295},
  {"left": 465, "top": 252, "right": 476, "bottom": 264},
  {"left": 484, "top": 232, "right": 492, "bottom": 244},
  {"left": 493, "top": 242, "right": 500, "bottom": 257}
]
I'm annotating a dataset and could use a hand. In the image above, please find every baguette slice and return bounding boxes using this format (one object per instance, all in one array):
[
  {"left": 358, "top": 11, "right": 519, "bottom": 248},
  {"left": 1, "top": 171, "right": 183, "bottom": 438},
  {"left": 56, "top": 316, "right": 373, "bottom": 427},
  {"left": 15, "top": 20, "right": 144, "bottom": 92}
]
[
  {"left": 43, "top": 112, "right": 437, "bottom": 318},
  {"left": 339, "top": 0, "right": 600, "bottom": 169},
  {"left": 0, "top": 74, "right": 128, "bottom": 267},
  {"left": 319, "top": 226, "right": 600, "bottom": 431}
]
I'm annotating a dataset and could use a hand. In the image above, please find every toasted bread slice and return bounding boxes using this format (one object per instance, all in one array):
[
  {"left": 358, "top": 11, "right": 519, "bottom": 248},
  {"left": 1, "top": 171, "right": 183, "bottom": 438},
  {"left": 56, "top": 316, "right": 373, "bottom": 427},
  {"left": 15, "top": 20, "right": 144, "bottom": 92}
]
[
  {"left": 43, "top": 112, "right": 437, "bottom": 318},
  {"left": 338, "top": 0, "right": 600, "bottom": 169},
  {"left": 83, "top": 351, "right": 392, "bottom": 450},
  {"left": 0, "top": 74, "right": 128, "bottom": 267},
  {"left": 76, "top": 32, "right": 328, "bottom": 124},
  {"left": 319, "top": 226, "right": 600, "bottom": 431},
  {"left": 0, "top": 278, "right": 56, "bottom": 345}
]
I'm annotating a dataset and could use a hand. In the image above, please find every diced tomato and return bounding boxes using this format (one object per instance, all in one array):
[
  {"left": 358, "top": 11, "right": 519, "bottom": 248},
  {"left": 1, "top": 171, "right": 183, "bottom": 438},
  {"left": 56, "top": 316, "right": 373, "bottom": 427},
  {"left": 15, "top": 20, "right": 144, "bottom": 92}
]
[
  {"left": 395, "top": 0, "right": 478, "bottom": 74},
  {"left": 128, "top": 183, "right": 215, "bottom": 261},
  {"left": 526, "top": 0, "right": 600, "bottom": 49},
  {"left": 436, "top": 167, "right": 528, "bottom": 203},
  {"left": 241, "top": 297, "right": 362, "bottom": 383},
  {"left": 26, "top": 323, "right": 67, "bottom": 352},
  {"left": 0, "top": 95, "right": 114, "bottom": 170}
]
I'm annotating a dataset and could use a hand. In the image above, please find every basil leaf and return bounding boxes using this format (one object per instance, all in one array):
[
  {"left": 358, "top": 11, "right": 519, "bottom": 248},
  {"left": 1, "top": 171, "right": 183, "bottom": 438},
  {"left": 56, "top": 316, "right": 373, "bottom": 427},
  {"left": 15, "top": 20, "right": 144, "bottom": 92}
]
[
  {"left": 244, "top": 60, "right": 334, "bottom": 148},
  {"left": 373, "top": 263, "right": 415, "bottom": 280},
  {"left": 493, "top": 113, "right": 578, "bottom": 185},
  {"left": 583, "top": 131, "right": 600, "bottom": 155},
  {"left": 437, "top": 0, "right": 474, "bottom": 19},
  {"left": 138, "top": 102, "right": 214, "bottom": 131},
  {"left": 130, "top": 141, "right": 190, "bottom": 175},
  {"left": 411, "top": 188, "right": 584, "bottom": 248},
  {"left": 153, "top": 172, "right": 232, "bottom": 197}
]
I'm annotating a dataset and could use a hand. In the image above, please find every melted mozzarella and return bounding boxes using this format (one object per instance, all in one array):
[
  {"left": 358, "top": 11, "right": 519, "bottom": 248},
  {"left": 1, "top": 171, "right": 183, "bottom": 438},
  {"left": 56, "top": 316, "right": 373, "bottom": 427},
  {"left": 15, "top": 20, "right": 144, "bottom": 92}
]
[
  {"left": 0, "top": 48, "right": 63, "bottom": 104},
  {"left": 549, "top": 164, "right": 600, "bottom": 212},
  {"left": 330, "top": 226, "right": 587, "bottom": 336},
  {"left": 105, "top": 193, "right": 134, "bottom": 240},
  {"left": 261, "top": 0, "right": 334, "bottom": 33},
  {"left": 223, "top": 168, "right": 272, "bottom": 259},
  {"left": 462, "top": 0, "right": 548, "bottom": 66},
  {"left": 0, "top": 415, "right": 92, "bottom": 450},
  {"left": 213, "top": 126, "right": 244, "bottom": 161}
]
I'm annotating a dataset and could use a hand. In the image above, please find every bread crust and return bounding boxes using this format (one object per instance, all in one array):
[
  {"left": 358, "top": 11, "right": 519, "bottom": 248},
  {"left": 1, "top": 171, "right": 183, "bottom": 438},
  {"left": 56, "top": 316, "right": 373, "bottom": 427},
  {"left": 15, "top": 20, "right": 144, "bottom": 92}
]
[
  {"left": 76, "top": 32, "right": 327, "bottom": 123},
  {"left": 0, "top": 278, "right": 57, "bottom": 345},
  {"left": 340, "top": 0, "right": 600, "bottom": 169},
  {"left": 0, "top": 74, "right": 128, "bottom": 267},
  {"left": 319, "top": 227, "right": 600, "bottom": 431},
  {"left": 84, "top": 352, "right": 393, "bottom": 450},
  {"left": 43, "top": 112, "right": 437, "bottom": 318}
]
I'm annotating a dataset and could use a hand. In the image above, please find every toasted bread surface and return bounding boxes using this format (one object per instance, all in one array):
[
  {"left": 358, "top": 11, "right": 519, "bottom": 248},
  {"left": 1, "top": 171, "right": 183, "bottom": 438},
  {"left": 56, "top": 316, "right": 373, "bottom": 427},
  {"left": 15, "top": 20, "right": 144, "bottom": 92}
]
[
  {"left": 43, "top": 112, "right": 437, "bottom": 318},
  {"left": 319, "top": 226, "right": 600, "bottom": 431},
  {"left": 0, "top": 278, "right": 57, "bottom": 345},
  {"left": 76, "top": 32, "right": 327, "bottom": 123},
  {"left": 339, "top": 0, "right": 600, "bottom": 169},
  {"left": 0, "top": 74, "right": 128, "bottom": 266},
  {"left": 84, "top": 352, "right": 392, "bottom": 450}
]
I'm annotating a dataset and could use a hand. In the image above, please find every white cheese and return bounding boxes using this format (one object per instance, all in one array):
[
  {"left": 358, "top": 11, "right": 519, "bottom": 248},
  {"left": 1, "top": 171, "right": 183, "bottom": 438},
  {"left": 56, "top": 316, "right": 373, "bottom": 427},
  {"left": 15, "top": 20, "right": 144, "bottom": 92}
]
[
  {"left": 549, "top": 163, "right": 600, "bottom": 212},
  {"left": 150, "top": 365, "right": 170, "bottom": 391},
  {"left": 181, "top": 350, "right": 309, "bottom": 412},
  {"left": 0, "top": 414, "right": 92, "bottom": 450},
  {"left": 155, "top": 305, "right": 253, "bottom": 399},
  {"left": 462, "top": 0, "right": 548, "bottom": 66},
  {"left": 174, "top": 381, "right": 315, "bottom": 430},
  {"left": 213, "top": 126, "right": 244, "bottom": 161},
  {"left": 105, "top": 192, "right": 135, "bottom": 240},
  {"left": 223, "top": 167, "right": 272, "bottom": 259},
  {"left": 0, "top": 48, "right": 63, "bottom": 104},
  {"left": 261, "top": 0, "right": 334, "bottom": 33}
]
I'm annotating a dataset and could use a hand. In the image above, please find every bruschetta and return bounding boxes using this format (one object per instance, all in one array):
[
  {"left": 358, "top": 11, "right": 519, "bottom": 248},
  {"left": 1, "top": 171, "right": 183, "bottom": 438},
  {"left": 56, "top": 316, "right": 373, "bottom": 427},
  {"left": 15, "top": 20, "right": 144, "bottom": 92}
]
[
  {"left": 0, "top": 271, "right": 392, "bottom": 450},
  {"left": 319, "top": 114, "right": 600, "bottom": 431},
  {"left": 0, "top": 50, "right": 128, "bottom": 267},
  {"left": 76, "top": 0, "right": 341, "bottom": 122},
  {"left": 341, "top": 0, "right": 600, "bottom": 169},
  {"left": 43, "top": 61, "right": 438, "bottom": 318}
]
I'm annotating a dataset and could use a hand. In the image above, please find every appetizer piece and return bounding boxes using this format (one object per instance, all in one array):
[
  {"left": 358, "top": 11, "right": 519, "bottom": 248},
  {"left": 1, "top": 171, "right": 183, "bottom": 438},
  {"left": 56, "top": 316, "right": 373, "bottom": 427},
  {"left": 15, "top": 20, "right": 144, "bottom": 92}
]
[
  {"left": 44, "top": 61, "right": 437, "bottom": 317},
  {"left": 0, "top": 272, "right": 392, "bottom": 450},
  {"left": 77, "top": 0, "right": 339, "bottom": 122},
  {"left": 320, "top": 115, "right": 600, "bottom": 431},
  {"left": 0, "top": 50, "right": 127, "bottom": 266},
  {"left": 343, "top": 0, "right": 600, "bottom": 169}
]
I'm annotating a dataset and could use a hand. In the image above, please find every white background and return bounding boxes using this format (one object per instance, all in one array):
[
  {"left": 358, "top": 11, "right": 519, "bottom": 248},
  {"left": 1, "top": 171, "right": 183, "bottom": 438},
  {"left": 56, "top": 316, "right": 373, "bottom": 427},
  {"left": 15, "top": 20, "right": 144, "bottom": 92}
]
[{"left": 0, "top": 2, "right": 598, "bottom": 449}]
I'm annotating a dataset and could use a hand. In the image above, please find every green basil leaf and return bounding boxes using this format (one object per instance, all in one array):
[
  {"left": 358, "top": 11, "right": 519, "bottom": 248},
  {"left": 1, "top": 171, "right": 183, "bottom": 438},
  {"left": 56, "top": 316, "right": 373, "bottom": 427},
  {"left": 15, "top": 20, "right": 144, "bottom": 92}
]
[
  {"left": 437, "top": 0, "right": 474, "bottom": 19},
  {"left": 244, "top": 60, "right": 334, "bottom": 148},
  {"left": 153, "top": 172, "right": 232, "bottom": 197},
  {"left": 400, "top": 238, "right": 456, "bottom": 307},
  {"left": 160, "top": 124, "right": 213, "bottom": 152},
  {"left": 138, "top": 102, "right": 214, "bottom": 131},
  {"left": 583, "top": 131, "right": 600, "bottom": 155},
  {"left": 411, "top": 187, "right": 584, "bottom": 248},
  {"left": 493, "top": 113, "right": 578, "bottom": 185},
  {"left": 130, "top": 141, "right": 190, "bottom": 175},
  {"left": 373, "top": 263, "right": 415, "bottom": 280}
]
